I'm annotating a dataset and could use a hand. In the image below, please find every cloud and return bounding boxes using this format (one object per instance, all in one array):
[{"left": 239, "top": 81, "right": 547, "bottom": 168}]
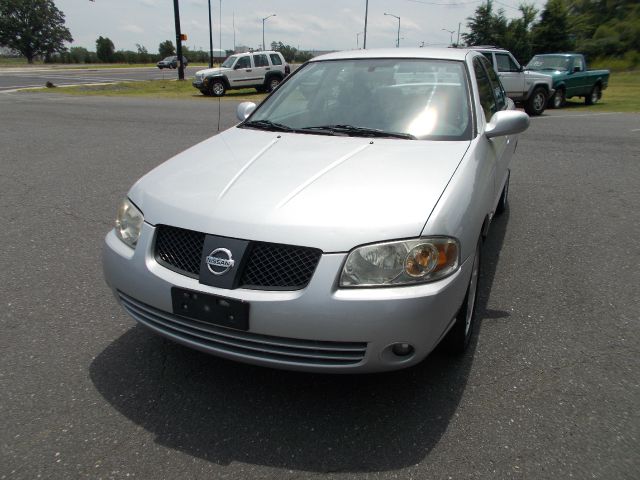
[{"left": 120, "top": 24, "right": 144, "bottom": 34}]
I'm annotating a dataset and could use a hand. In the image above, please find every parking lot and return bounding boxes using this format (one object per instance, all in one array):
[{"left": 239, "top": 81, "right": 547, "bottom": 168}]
[{"left": 1, "top": 91, "right": 638, "bottom": 479}]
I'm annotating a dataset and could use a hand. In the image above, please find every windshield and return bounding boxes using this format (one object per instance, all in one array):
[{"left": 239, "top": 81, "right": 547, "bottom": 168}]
[
  {"left": 244, "top": 58, "right": 472, "bottom": 141},
  {"left": 162, "top": 56, "right": 175, "bottom": 62},
  {"left": 526, "top": 55, "right": 570, "bottom": 71},
  {"left": 221, "top": 56, "right": 237, "bottom": 68}
]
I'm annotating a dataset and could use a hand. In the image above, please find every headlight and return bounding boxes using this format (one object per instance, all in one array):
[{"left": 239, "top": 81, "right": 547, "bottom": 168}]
[
  {"left": 115, "top": 198, "right": 144, "bottom": 248},
  {"left": 340, "top": 237, "right": 459, "bottom": 287}
]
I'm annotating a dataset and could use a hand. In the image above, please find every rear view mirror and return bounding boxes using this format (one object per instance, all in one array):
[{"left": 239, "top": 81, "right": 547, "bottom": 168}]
[
  {"left": 236, "top": 102, "right": 257, "bottom": 121},
  {"left": 485, "top": 110, "right": 529, "bottom": 138}
]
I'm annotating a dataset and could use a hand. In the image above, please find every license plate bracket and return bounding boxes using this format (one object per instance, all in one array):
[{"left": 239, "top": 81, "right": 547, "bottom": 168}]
[{"left": 171, "top": 287, "right": 249, "bottom": 331}]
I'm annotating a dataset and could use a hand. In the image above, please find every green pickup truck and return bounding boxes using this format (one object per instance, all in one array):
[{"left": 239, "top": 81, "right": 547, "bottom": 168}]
[{"left": 525, "top": 53, "right": 609, "bottom": 108}]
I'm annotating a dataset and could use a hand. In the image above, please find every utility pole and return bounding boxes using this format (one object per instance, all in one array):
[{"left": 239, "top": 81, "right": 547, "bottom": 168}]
[
  {"left": 172, "top": 0, "right": 184, "bottom": 79},
  {"left": 457, "top": 22, "right": 461, "bottom": 46},
  {"left": 233, "top": 11, "right": 236, "bottom": 52},
  {"left": 208, "top": 0, "right": 213, "bottom": 67},
  {"left": 363, "top": 0, "right": 369, "bottom": 49}
]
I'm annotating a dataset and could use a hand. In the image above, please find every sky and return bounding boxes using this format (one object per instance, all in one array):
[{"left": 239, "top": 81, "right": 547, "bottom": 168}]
[{"left": 54, "top": 0, "right": 547, "bottom": 54}]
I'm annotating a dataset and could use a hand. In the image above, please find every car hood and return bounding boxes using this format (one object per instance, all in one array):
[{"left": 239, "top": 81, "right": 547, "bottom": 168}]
[
  {"left": 195, "top": 67, "right": 230, "bottom": 76},
  {"left": 129, "top": 128, "right": 470, "bottom": 252},
  {"left": 523, "top": 70, "right": 554, "bottom": 84}
]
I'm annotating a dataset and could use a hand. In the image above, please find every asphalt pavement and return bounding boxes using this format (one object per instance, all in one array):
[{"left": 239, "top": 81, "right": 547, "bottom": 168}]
[
  {"left": 1, "top": 92, "right": 639, "bottom": 479},
  {"left": 0, "top": 65, "right": 201, "bottom": 91}
]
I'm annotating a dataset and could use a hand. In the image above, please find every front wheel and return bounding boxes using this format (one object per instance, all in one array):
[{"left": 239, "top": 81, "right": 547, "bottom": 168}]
[
  {"left": 550, "top": 88, "right": 565, "bottom": 109},
  {"left": 443, "top": 239, "right": 481, "bottom": 354},
  {"left": 585, "top": 84, "right": 601, "bottom": 105},
  {"left": 209, "top": 79, "right": 226, "bottom": 97},
  {"left": 524, "top": 87, "right": 547, "bottom": 116}
]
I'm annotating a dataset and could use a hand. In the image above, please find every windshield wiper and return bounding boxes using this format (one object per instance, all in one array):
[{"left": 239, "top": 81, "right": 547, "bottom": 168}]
[
  {"left": 300, "top": 124, "right": 416, "bottom": 140},
  {"left": 242, "top": 119, "right": 295, "bottom": 132}
]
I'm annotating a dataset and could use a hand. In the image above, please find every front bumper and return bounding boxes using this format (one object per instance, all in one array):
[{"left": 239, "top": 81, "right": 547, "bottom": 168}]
[{"left": 103, "top": 223, "right": 472, "bottom": 373}]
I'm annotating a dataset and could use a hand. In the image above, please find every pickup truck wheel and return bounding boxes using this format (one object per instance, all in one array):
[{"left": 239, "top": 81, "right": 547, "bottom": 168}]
[
  {"left": 444, "top": 239, "right": 481, "bottom": 354},
  {"left": 550, "top": 88, "right": 565, "bottom": 109},
  {"left": 495, "top": 171, "right": 509, "bottom": 215},
  {"left": 585, "top": 84, "right": 601, "bottom": 105},
  {"left": 267, "top": 77, "right": 281, "bottom": 92},
  {"left": 210, "top": 80, "right": 226, "bottom": 97},
  {"left": 524, "top": 87, "right": 547, "bottom": 116}
]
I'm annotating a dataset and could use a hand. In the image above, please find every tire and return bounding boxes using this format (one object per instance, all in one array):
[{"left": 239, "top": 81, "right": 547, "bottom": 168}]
[
  {"left": 266, "top": 76, "right": 281, "bottom": 92},
  {"left": 209, "top": 79, "right": 226, "bottom": 97},
  {"left": 495, "top": 170, "right": 509, "bottom": 215},
  {"left": 444, "top": 239, "right": 481, "bottom": 354},
  {"left": 585, "top": 84, "right": 601, "bottom": 105},
  {"left": 550, "top": 87, "right": 565, "bottom": 109},
  {"left": 524, "top": 87, "right": 546, "bottom": 116}
]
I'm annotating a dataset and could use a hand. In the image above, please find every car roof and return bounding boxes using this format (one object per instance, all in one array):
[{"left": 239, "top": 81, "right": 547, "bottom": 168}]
[{"left": 309, "top": 47, "right": 472, "bottom": 62}]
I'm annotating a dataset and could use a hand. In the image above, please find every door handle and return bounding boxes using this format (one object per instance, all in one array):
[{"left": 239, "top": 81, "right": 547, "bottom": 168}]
[
  {"left": 265, "top": 67, "right": 270, "bottom": 71},
  {"left": 246, "top": 69, "right": 252, "bottom": 72}
]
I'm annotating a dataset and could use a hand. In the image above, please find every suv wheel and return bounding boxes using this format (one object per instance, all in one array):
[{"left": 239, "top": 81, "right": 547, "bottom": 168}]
[
  {"left": 524, "top": 87, "right": 546, "bottom": 116},
  {"left": 210, "top": 79, "right": 226, "bottom": 97},
  {"left": 267, "top": 77, "right": 281, "bottom": 92}
]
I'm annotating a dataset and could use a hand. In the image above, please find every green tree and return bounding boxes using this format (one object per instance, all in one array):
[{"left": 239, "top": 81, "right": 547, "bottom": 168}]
[
  {"left": 532, "top": 0, "right": 573, "bottom": 53},
  {"left": 96, "top": 36, "right": 115, "bottom": 63},
  {"left": 504, "top": 3, "right": 538, "bottom": 63},
  {"left": 0, "top": 0, "right": 73, "bottom": 63},
  {"left": 462, "top": 0, "right": 507, "bottom": 47},
  {"left": 158, "top": 40, "right": 175, "bottom": 58}
]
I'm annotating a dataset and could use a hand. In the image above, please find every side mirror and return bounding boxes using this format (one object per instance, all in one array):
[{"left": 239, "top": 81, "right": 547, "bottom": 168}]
[
  {"left": 236, "top": 102, "right": 257, "bottom": 121},
  {"left": 485, "top": 110, "right": 530, "bottom": 138}
]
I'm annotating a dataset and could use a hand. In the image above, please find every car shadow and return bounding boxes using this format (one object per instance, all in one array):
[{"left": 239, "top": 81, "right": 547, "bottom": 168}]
[{"left": 90, "top": 211, "right": 510, "bottom": 473}]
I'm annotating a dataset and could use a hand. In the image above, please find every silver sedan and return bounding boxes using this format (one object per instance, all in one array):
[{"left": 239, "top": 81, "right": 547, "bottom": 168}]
[{"left": 103, "top": 48, "right": 529, "bottom": 372}]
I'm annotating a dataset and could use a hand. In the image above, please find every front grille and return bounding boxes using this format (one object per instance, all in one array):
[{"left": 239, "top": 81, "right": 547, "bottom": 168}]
[
  {"left": 241, "top": 243, "right": 322, "bottom": 290},
  {"left": 155, "top": 225, "right": 204, "bottom": 278},
  {"left": 119, "top": 292, "right": 367, "bottom": 367},
  {"left": 154, "top": 225, "right": 321, "bottom": 290}
]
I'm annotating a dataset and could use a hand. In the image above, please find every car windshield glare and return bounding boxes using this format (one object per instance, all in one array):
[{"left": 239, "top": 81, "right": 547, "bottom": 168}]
[
  {"left": 526, "top": 55, "right": 570, "bottom": 71},
  {"left": 221, "top": 56, "right": 236, "bottom": 68},
  {"left": 245, "top": 58, "right": 472, "bottom": 141}
]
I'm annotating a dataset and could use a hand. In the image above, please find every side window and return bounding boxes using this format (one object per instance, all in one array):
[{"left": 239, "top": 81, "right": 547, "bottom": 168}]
[
  {"left": 574, "top": 57, "right": 584, "bottom": 72},
  {"left": 495, "top": 53, "right": 520, "bottom": 72},
  {"left": 269, "top": 53, "right": 283, "bottom": 66},
  {"left": 481, "top": 52, "right": 493, "bottom": 66},
  {"left": 253, "top": 54, "right": 268, "bottom": 67},
  {"left": 236, "top": 56, "right": 251, "bottom": 69},
  {"left": 473, "top": 58, "right": 497, "bottom": 121},
  {"left": 481, "top": 56, "right": 507, "bottom": 111}
]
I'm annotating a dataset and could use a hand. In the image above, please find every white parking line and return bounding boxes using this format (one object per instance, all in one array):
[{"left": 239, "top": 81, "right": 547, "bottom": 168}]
[{"left": 532, "top": 112, "right": 621, "bottom": 119}]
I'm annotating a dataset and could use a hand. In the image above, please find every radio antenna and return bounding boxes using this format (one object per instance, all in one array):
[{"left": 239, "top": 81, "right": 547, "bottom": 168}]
[{"left": 217, "top": 0, "right": 222, "bottom": 132}]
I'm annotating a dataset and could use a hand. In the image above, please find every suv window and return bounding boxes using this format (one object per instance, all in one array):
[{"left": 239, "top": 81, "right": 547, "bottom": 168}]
[
  {"left": 574, "top": 56, "right": 584, "bottom": 72},
  {"left": 253, "top": 54, "right": 269, "bottom": 67},
  {"left": 269, "top": 53, "right": 283, "bottom": 66},
  {"left": 480, "top": 52, "right": 493, "bottom": 64},
  {"left": 481, "top": 57, "right": 507, "bottom": 111},
  {"left": 235, "top": 56, "right": 251, "bottom": 69},
  {"left": 474, "top": 57, "right": 497, "bottom": 121},
  {"left": 495, "top": 53, "right": 520, "bottom": 72}
]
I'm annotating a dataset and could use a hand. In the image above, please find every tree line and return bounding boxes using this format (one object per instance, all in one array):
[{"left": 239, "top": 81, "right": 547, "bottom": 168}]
[{"left": 462, "top": 0, "right": 640, "bottom": 67}]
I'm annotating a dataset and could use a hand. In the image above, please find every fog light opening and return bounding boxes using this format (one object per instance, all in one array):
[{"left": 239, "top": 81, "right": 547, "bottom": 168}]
[{"left": 391, "top": 343, "right": 415, "bottom": 357}]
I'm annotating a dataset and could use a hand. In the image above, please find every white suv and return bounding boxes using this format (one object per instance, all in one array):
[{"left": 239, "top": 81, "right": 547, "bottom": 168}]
[
  {"left": 193, "top": 51, "right": 290, "bottom": 97},
  {"left": 473, "top": 47, "right": 554, "bottom": 116}
]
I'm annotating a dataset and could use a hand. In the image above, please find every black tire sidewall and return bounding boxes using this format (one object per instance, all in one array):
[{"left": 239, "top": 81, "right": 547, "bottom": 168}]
[{"left": 525, "top": 87, "right": 546, "bottom": 116}]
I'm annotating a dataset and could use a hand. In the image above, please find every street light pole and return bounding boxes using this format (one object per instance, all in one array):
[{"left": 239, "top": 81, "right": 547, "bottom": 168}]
[
  {"left": 262, "top": 14, "right": 276, "bottom": 52},
  {"left": 207, "top": 0, "right": 213, "bottom": 67},
  {"left": 457, "top": 22, "right": 461, "bottom": 46},
  {"left": 356, "top": 32, "right": 362, "bottom": 49},
  {"left": 384, "top": 13, "right": 400, "bottom": 48},
  {"left": 442, "top": 28, "right": 455, "bottom": 46},
  {"left": 363, "top": 0, "right": 369, "bottom": 49}
]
